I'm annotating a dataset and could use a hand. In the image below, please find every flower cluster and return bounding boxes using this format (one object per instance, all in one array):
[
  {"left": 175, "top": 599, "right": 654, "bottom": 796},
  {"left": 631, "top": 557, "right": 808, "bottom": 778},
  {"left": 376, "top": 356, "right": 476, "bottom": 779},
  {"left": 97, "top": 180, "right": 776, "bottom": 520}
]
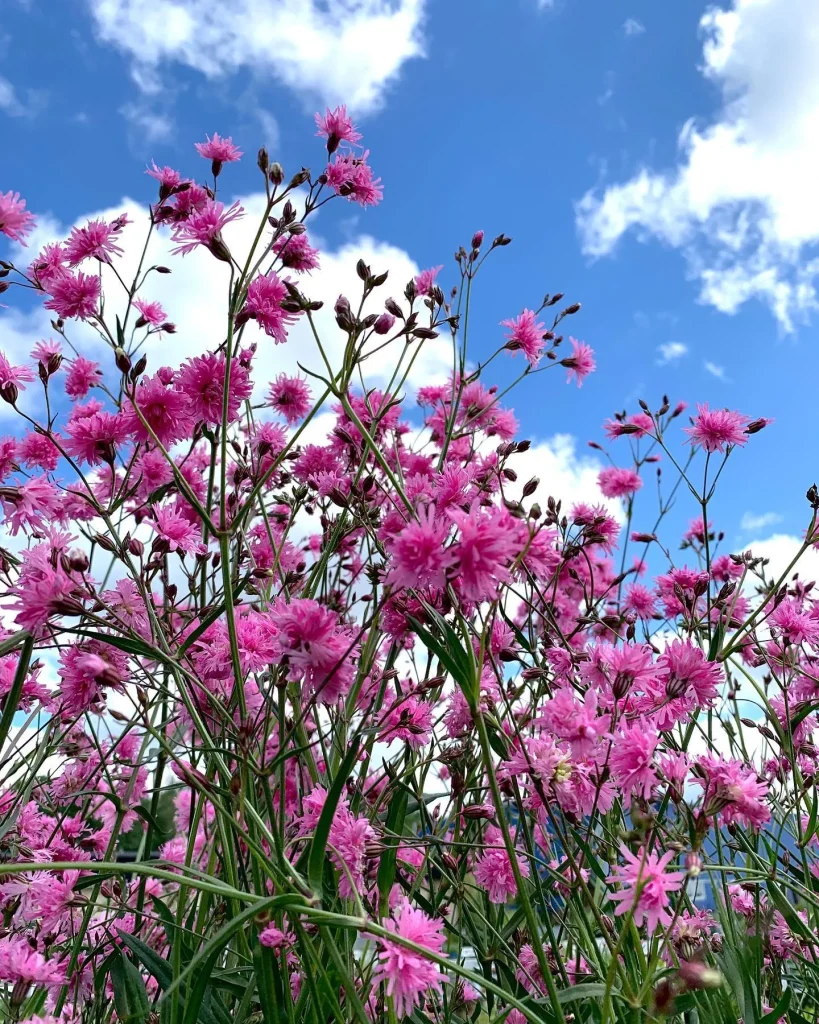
[{"left": 0, "top": 110, "right": 814, "bottom": 1024}]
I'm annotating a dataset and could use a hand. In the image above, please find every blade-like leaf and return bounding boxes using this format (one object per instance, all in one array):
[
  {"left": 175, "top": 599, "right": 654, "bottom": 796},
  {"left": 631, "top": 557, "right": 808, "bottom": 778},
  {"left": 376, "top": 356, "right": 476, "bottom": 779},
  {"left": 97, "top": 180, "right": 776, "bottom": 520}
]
[
  {"left": 110, "top": 949, "right": 151, "bottom": 1024},
  {"left": 308, "top": 738, "right": 361, "bottom": 895}
]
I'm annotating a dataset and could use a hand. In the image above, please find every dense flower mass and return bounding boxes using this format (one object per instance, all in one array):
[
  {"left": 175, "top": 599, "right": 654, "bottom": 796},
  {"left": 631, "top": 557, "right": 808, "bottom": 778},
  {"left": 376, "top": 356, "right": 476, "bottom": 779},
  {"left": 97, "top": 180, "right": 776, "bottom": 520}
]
[{"left": 0, "top": 113, "right": 815, "bottom": 1024}]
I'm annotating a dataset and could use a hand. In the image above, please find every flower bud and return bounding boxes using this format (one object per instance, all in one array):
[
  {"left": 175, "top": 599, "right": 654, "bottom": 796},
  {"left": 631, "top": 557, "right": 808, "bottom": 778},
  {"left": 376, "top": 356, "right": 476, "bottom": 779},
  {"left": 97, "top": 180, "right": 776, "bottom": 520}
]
[
  {"left": 114, "top": 348, "right": 131, "bottom": 373},
  {"left": 471, "top": 230, "right": 484, "bottom": 249},
  {"left": 373, "top": 312, "right": 395, "bottom": 335},
  {"left": 0, "top": 382, "right": 18, "bottom": 405},
  {"left": 269, "top": 162, "right": 284, "bottom": 185}
]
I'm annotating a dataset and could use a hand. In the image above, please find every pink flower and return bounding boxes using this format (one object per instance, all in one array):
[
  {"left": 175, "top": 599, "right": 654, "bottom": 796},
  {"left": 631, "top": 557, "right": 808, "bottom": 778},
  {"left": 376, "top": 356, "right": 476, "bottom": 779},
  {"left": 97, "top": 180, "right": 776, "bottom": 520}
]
[
  {"left": 272, "top": 232, "right": 321, "bottom": 272},
  {"left": 195, "top": 132, "right": 243, "bottom": 164},
  {"left": 0, "top": 936, "right": 66, "bottom": 987},
  {"left": 598, "top": 466, "right": 642, "bottom": 498},
  {"left": 267, "top": 373, "right": 312, "bottom": 424},
  {"left": 259, "top": 924, "right": 287, "bottom": 948},
  {"left": 563, "top": 337, "right": 596, "bottom": 387},
  {"left": 695, "top": 755, "right": 771, "bottom": 830},
  {"left": 414, "top": 266, "right": 443, "bottom": 297},
  {"left": 473, "top": 825, "right": 529, "bottom": 903},
  {"left": 609, "top": 724, "right": 658, "bottom": 799},
  {"left": 624, "top": 583, "right": 657, "bottom": 619},
  {"left": 379, "top": 693, "right": 433, "bottom": 749},
  {"left": 604, "top": 413, "right": 654, "bottom": 439},
  {"left": 19, "top": 431, "right": 61, "bottom": 473},
  {"left": 243, "top": 271, "right": 299, "bottom": 343},
  {"left": 657, "top": 639, "right": 722, "bottom": 705},
  {"left": 275, "top": 598, "right": 357, "bottom": 703},
  {"left": 64, "top": 217, "right": 125, "bottom": 266},
  {"left": 684, "top": 403, "right": 751, "bottom": 453},
  {"left": 122, "top": 372, "right": 193, "bottom": 446},
  {"left": 63, "top": 411, "right": 122, "bottom": 465},
  {"left": 64, "top": 356, "right": 101, "bottom": 399},
  {"left": 178, "top": 353, "right": 252, "bottom": 426},
  {"left": 146, "top": 162, "right": 185, "bottom": 193},
  {"left": 0, "top": 191, "right": 36, "bottom": 244},
  {"left": 449, "top": 504, "right": 522, "bottom": 603},
  {"left": 170, "top": 199, "right": 244, "bottom": 257},
  {"left": 385, "top": 505, "right": 456, "bottom": 592},
  {"left": 0, "top": 352, "right": 35, "bottom": 392},
  {"left": 44, "top": 271, "right": 100, "bottom": 320},
  {"left": 372, "top": 904, "right": 447, "bottom": 1018},
  {"left": 325, "top": 151, "right": 383, "bottom": 207},
  {"left": 150, "top": 504, "right": 207, "bottom": 556},
  {"left": 502, "top": 309, "right": 546, "bottom": 367},
  {"left": 315, "top": 105, "right": 362, "bottom": 151},
  {"left": 134, "top": 297, "right": 168, "bottom": 328},
  {"left": 607, "top": 846, "right": 685, "bottom": 932}
]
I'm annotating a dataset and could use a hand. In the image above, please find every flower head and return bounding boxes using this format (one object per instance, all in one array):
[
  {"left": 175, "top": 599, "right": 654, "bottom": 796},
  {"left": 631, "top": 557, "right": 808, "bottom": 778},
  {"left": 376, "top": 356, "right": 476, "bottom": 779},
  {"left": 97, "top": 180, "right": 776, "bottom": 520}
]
[
  {"left": 243, "top": 271, "right": 299, "bottom": 343},
  {"left": 44, "top": 271, "right": 100, "bottom": 320},
  {"left": 563, "top": 337, "right": 596, "bottom": 386},
  {"left": 684, "top": 403, "right": 751, "bottom": 453},
  {"left": 607, "top": 846, "right": 685, "bottom": 932},
  {"left": 502, "top": 309, "right": 547, "bottom": 367},
  {"left": 195, "top": 133, "right": 243, "bottom": 165},
  {"left": 372, "top": 904, "right": 447, "bottom": 1018},
  {"left": 267, "top": 373, "right": 312, "bottom": 424},
  {"left": 0, "top": 191, "right": 35, "bottom": 244},
  {"left": 315, "top": 105, "right": 362, "bottom": 151}
]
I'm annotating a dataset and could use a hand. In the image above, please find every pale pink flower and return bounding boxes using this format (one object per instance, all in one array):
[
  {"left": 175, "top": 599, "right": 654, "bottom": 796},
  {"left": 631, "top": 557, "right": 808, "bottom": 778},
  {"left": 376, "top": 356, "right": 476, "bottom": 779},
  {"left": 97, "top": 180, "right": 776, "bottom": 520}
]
[
  {"left": 134, "top": 297, "right": 167, "bottom": 328},
  {"left": 607, "top": 846, "right": 685, "bottom": 932},
  {"left": 150, "top": 504, "right": 207, "bottom": 556},
  {"left": 170, "top": 199, "right": 244, "bottom": 257},
  {"left": 243, "top": 271, "right": 299, "bottom": 343},
  {"left": 64, "top": 356, "right": 101, "bottom": 399},
  {"left": 414, "top": 266, "right": 443, "bottom": 296},
  {"left": 64, "top": 217, "right": 125, "bottom": 266},
  {"left": 609, "top": 724, "right": 658, "bottom": 799}
]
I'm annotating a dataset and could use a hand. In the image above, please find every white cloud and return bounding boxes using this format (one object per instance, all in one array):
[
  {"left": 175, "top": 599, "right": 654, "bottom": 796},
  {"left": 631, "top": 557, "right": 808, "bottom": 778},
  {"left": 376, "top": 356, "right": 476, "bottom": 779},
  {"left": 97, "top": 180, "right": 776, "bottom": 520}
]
[
  {"left": 740, "top": 510, "right": 782, "bottom": 532},
  {"left": 120, "top": 102, "right": 174, "bottom": 145},
  {"left": 744, "top": 532, "right": 819, "bottom": 583},
  {"left": 510, "top": 433, "right": 620, "bottom": 519},
  {"left": 0, "top": 73, "right": 45, "bottom": 118},
  {"left": 2, "top": 192, "right": 452, "bottom": 405},
  {"left": 622, "top": 17, "right": 645, "bottom": 36},
  {"left": 85, "top": 0, "right": 426, "bottom": 114},
  {"left": 703, "top": 360, "right": 727, "bottom": 379},
  {"left": 576, "top": 0, "right": 819, "bottom": 330},
  {"left": 657, "top": 341, "right": 688, "bottom": 364}
]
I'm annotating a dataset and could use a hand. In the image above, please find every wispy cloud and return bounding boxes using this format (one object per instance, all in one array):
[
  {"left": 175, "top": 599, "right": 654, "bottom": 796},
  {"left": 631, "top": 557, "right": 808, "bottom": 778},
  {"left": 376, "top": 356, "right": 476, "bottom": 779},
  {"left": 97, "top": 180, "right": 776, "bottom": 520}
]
[
  {"left": 740, "top": 511, "right": 783, "bottom": 532},
  {"left": 0, "top": 74, "right": 46, "bottom": 117},
  {"left": 120, "top": 102, "right": 173, "bottom": 145},
  {"left": 657, "top": 342, "right": 688, "bottom": 364},
  {"left": 622, "top": 18, "right": 645, "bottom": 36},
  {"left": 704, "top": 361, "right": 727, "bottom": 380}
]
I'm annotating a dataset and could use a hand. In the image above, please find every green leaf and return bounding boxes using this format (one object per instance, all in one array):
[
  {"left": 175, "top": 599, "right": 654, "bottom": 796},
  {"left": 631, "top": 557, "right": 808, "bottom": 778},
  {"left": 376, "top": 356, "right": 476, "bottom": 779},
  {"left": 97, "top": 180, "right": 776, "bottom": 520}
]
[
  {"left": 708, "top": 619, "right": 725, "bottom": 661},
  {"left": 377, "top": 784, "right": 408, "bottom": 915},
  {"left": 253, "top": 944, "right": 286, "bottom": 1024},
  {"left": 110, "top": 949, "right": 151, "bottom": 1024},
  {"left": 150, "top": 896, "right": 178, "bottom": 948},
  {"left": 555, "top": 983, "right": 616, "bottom": 1005},
  {"left": 180, "top": 948, "right": 222, "bottom": 1024},
  {"left": 761, "top": 987, "right": 791, "bottom": 1024},
  {"left": 0, "top": 631, "right": 28, "bottom": 658},
  {"left": 75, "top": 629, "right": 172, "bottom": 666},
  {"left": 0, "top": 632, "right": 33, "bottom": 754},
  {"left": 118, "top": 930, "right": 173, "bottom": 991},
  {"left": 308, "top": 737, "right": 362, "bottom": 895}
]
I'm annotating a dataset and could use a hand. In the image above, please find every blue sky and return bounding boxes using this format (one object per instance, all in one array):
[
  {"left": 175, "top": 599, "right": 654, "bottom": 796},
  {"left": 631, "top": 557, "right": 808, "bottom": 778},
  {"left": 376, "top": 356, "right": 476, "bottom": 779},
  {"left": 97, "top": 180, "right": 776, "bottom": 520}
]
[{"left": 2, "top": 0, "right": 818, "bottom": 571}]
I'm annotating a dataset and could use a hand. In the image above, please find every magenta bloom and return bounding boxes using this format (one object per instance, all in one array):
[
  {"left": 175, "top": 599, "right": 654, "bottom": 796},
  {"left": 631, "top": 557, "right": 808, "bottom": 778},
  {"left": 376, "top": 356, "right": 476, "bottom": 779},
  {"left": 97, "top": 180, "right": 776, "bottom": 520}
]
[
  {"left": 657, "top": 639, "right": 722, "bottom": 705},
  {"left": 179, "top": 353, "right": 252, "bottom": 427},
  {"left": 64, "top": 356, "right": 101, "bottom": 400},
  {"left": 449, "top": 505, "right": 521, "bottom": 603},
  {"left": 598, "top": 466, "right": 643, "bottom": 499},
  {"left": 272, "top": 232, "right": 321, "bottom": 272},
  {"left": 0, "top": 191, "right": 36, "bottom": 244},
  {"left": 315, "top": 105, "right": 362, "bottom": 150},
  {"left": 122, "top": 372, "right": 193, "bottom": 446},
  {"left": 267, "top": 373, "right": 312, "bottom": 425},
  {"left": 170, "top": 199, "right": 244, "bottom": 257},
  {"left": 134, "top": 297, "right": 167, "bottom": 328},
  {"left": 609, "top": 724, "right": 658, "bottom": 798},
  {"left": 63, "top": 411, "right": 122, "bottom": 465},
  {"left": 64, "top": 217, "right": 125, "bottom": 266},
  {"left": 502, "top": 309, "right": 547, "bottom": 367},
  {"left": 607, "top": 846, "right": 685, "bottom": 932},
  {"left": 150, "top": 504, "right": 206, "bottom": 556},
  {"left": 385, "top": 505, "right": 456, "bottom": 592},
  {"left": 195, "top": 132, "right": 243, "bottom": 163},
  {"left": 684, "top": 403, "right": 751, "bottom": 453},
  {"left": 372, "top": 904, "right": 447, "bottom": 1018},
  {"left": 0, "top": 935, "right": 66, "bottom": 987},
  {"left": 44, "top": 271, "right": 100, "bottom": 320},
  {"left": 325, "top": 151, "right": 383, "bottom": 207},
  {"left": 473, "top": 825, "right": 529, "bottom": 904},
  {"left": 564, "top": 337, "right": 596, "bottom": 386},
  {"left": 243, "top": 271, "right": 299, "bottom": 343},
  {"left": 414, "top": 265, "right": 443, "bottom": 297}
]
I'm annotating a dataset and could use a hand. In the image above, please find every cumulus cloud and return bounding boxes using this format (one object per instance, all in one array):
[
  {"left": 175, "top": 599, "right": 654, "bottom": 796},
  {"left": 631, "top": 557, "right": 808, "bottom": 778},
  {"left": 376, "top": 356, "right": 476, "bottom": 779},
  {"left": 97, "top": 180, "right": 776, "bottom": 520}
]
[
  {"left": 745, "top": 532, "right": 819, "bottom": 582},
  {"left": 1, "top": 192, "right": 453, "bottom": 407},
  {"left": 84, "top": 0, "right": 426, "bottom": 114},
  {"left": 576, "top": 0, "right": 819, "bottom": 330},
  {"left": 657, "top": 341, "right": 687, "bottom": 364}
]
